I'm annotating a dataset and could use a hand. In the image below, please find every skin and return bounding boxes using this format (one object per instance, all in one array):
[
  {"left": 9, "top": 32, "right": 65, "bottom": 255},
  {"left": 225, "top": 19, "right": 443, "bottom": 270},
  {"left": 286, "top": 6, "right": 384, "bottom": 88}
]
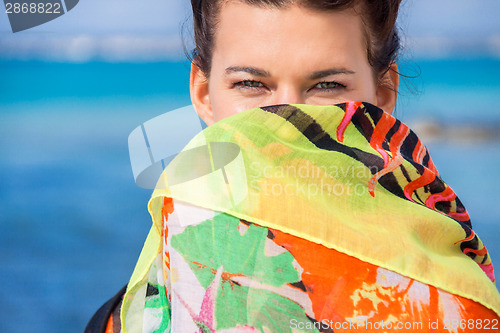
[{"left": 190, "top": 1, "right": 399, "bottom": 126}]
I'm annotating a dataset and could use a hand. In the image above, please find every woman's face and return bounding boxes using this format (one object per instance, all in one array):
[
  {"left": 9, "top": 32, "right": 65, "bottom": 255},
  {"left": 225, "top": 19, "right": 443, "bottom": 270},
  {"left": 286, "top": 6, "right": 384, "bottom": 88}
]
[{"left": 191, "top": 1, "right": 398, "bottom": 125}]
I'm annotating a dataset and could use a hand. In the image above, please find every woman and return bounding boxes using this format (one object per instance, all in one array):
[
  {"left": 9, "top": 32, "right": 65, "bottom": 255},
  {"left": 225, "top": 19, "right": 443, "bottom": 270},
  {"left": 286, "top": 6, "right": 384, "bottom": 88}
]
[{"left": 86, "top": 0, "right": 500, "bottom": 332}]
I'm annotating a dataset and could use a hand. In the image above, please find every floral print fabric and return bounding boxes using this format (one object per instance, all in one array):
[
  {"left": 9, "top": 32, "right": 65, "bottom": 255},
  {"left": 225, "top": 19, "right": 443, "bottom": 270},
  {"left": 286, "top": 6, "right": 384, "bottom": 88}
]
[{"left": 122, "top": 197, "right": 498, "bottom": 332}]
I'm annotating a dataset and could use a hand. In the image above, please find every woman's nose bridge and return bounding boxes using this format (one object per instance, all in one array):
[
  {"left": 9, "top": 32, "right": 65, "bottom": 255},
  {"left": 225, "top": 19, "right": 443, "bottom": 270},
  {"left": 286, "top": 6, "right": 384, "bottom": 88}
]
[{"left": 271, "top": 85, "right": 305, "bottom": 105}]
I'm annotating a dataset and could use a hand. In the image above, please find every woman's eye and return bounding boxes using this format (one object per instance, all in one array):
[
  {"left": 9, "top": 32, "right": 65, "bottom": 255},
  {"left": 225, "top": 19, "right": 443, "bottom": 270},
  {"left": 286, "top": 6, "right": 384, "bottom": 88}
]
[
  {"left": 234, "top": 80, "right": 265, "bottom": 89},
  {"left": 314, "top": 81, "right": 345, "bottom": 90}
]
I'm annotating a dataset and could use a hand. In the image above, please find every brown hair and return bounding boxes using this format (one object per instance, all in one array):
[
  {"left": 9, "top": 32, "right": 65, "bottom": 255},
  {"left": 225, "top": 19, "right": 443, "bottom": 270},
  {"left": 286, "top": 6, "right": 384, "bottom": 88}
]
[{"left": 189, "top": 0, "right": 402, "bottom": 81}]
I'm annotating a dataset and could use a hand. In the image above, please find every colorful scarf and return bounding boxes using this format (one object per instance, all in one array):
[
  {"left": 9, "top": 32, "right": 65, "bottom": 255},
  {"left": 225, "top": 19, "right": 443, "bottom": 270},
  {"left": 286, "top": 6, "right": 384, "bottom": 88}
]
[{"left": 120, "top": 102, "right": 500, "bottom": 332}]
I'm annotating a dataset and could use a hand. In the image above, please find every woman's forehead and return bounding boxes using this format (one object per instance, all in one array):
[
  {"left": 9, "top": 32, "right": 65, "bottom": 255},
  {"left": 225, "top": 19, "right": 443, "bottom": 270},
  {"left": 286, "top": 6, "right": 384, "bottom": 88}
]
[{"left": 212, "top": 1, "right": 368, "bottom": 74}]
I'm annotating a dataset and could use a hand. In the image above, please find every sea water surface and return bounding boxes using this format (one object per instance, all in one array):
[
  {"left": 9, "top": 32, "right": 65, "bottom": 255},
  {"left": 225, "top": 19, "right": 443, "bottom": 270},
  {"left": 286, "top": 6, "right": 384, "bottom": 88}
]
[{"left": 0, "top": 58, "right": 499, "bottom": 332}]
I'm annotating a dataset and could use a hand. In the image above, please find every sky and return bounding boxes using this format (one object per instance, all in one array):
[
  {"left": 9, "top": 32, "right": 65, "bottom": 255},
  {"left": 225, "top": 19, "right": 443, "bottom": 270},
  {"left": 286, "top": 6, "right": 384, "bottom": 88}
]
[{"left": 0, "top": 0, "right": 499, "bottom": 61}]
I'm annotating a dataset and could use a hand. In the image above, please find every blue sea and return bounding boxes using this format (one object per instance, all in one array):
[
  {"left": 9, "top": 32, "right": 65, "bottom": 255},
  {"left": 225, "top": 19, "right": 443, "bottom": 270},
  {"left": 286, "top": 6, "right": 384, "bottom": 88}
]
[{"left": 0, "top": 58, "right": 499, "bottom": 332}]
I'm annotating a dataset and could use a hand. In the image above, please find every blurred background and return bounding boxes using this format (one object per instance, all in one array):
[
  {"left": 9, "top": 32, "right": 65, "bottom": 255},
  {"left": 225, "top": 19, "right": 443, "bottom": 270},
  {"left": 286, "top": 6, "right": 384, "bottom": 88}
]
[{"left": 0, "top": 0, "right": 499, "bottom": 331}]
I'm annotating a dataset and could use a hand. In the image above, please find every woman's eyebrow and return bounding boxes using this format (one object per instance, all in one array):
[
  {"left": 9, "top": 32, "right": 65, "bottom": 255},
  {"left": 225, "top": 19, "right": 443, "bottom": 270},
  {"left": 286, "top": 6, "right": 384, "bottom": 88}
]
[
  {"left": 308, "top": 68, "right": 356, "bottom": 80},
  {"left": 224, "top": 66, "right": 271, "bottom": 77}
]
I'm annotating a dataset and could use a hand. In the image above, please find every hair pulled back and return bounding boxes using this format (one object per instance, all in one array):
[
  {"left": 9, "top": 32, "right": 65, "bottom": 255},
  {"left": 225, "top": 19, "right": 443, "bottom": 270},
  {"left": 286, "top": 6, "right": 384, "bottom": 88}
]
[{"left": 189, "top": 0, "right": 402, "bottom": 80}]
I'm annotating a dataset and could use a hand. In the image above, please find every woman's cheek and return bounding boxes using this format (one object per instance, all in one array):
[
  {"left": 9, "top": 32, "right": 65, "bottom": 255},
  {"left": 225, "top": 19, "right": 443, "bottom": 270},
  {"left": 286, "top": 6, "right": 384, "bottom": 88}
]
[
  {"left": 228, "top": 95, "right": 269, "bottom": 116},
  {"left": 212, "top": 98, "right": 253, "bottom": 121}
]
